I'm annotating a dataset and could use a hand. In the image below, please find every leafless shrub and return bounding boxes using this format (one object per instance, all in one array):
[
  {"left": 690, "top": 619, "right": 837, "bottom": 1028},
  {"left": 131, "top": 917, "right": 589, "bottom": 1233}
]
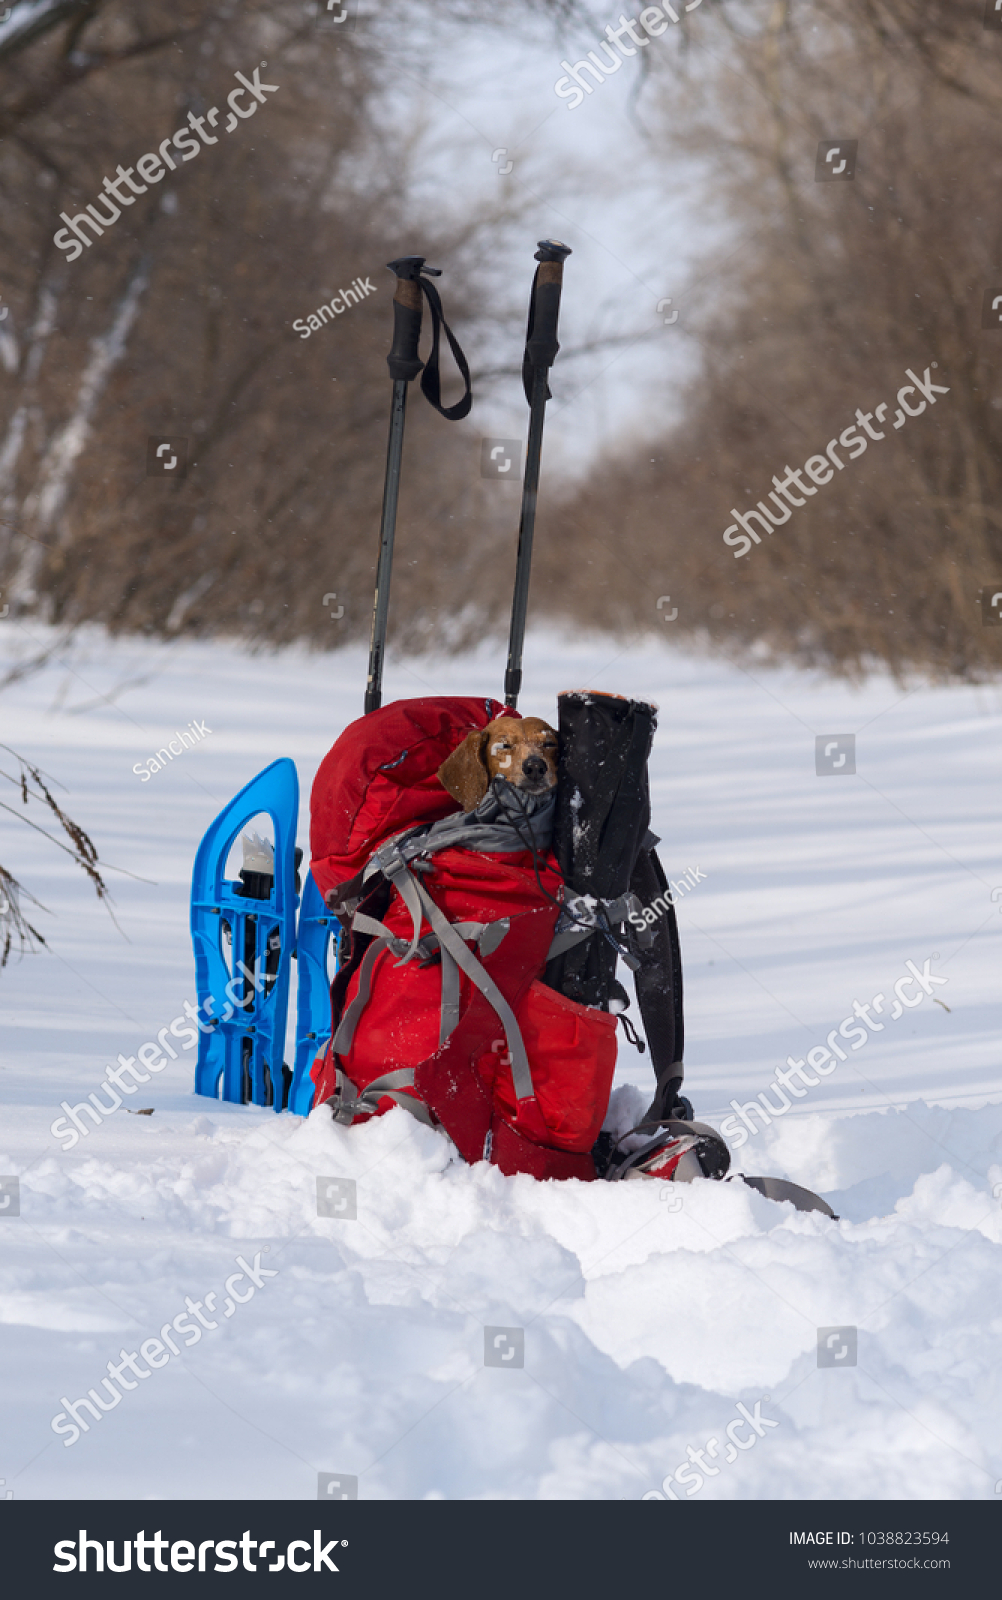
[{"left": 0, "top": 744, "right": 108, "bottom": 966}]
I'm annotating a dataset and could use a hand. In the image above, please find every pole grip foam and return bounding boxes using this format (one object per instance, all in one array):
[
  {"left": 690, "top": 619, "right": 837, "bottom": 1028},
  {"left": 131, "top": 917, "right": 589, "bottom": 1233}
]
[
  {"left": 387, "top": 275, "right": 424, "bottom": 383},
  {"left": 525, "top": 240, "right": 571, "bottom": 372}
]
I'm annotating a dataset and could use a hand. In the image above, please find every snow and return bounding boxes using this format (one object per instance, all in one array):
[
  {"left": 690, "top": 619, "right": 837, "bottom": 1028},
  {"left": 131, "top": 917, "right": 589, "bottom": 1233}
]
[{"left": 1, "top": 621, "right": 1000, "bottom": 1501}]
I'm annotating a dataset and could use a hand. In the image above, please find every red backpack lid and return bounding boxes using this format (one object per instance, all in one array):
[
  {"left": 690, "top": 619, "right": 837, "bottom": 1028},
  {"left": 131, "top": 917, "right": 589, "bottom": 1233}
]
[{"left": 309, "top": 696, "right": 513, "bottom": 895}]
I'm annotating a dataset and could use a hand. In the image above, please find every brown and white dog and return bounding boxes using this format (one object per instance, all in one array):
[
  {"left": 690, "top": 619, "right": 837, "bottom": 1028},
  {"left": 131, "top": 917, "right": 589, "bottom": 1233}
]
[{"left": 437, "top": 716, "right": 559, "bottom": 812}]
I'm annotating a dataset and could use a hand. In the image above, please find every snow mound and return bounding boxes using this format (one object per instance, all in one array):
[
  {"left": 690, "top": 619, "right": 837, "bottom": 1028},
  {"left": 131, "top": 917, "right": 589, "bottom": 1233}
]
[
  {"left": 2, "top": 1098, "right": 1001, "bottom": 1499},
  {"left": 1, "top": 623, "right": 1000, "bottom": 1499}
]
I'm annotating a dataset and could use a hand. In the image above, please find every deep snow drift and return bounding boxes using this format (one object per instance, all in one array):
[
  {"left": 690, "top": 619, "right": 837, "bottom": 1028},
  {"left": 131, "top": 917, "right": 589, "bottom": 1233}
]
[{"left": 1, "top": 622, "right": 1000, "bottom": 1500}]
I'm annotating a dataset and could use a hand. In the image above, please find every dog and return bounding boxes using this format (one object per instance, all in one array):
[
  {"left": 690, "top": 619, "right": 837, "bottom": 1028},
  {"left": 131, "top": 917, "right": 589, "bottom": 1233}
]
[{"left": 437, "top": 716, "right": 559, "bottom": 812}]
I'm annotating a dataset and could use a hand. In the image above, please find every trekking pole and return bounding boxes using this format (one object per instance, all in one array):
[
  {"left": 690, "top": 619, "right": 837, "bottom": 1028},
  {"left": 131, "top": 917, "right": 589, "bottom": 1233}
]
[
  {"left": 503, "top": 239, "right": 572, "bottom": 710},
  {"left": 364, "top": 256, "right": 472, "bottom": 715},
  {"left": 365, "top": 257, "right": 431, "bottom": 716}
]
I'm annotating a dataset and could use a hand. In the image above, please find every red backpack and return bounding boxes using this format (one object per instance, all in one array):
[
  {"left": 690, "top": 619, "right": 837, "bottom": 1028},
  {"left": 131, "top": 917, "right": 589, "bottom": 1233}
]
[{"left": 308, "top": 697, "right": 617, "bottom": 1180}]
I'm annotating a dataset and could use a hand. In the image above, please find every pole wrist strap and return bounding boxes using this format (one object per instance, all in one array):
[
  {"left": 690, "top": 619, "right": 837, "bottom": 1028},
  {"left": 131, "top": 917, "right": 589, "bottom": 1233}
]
[{"left": 418, "top": 277, "right": 473, "bottom": 420}]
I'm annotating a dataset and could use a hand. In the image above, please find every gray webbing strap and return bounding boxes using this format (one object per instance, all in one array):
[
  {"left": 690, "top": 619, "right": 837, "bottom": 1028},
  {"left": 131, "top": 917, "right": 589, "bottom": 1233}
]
[
  {"left": 439, "top": 945, "right": 461, "bottom": 1046},
  {"left": 339, "top": 910, "right": 511, "bottom": 1056},
  {"left": 352, "top": 911, "right": 396, "bottom": 942},
  {"left": 353, "top": 910, "right": 449, "bottom": 965},
  {"left": 332, "top": 938, "right": 385, "bottom": 1056},
  {"left": 410, "top": 873, "right": 535, "bottom": 1102},
  {"left": 546, "top": 925, "right": 591, "bottom": 961},
  {"left": 353, "top": 911, "right": 490, "bottom": 957},
  {"left": 436, "top": 920, "right": 507, "bottom": 1041},
  {"left": 325, "top": 1065, "right": 435, "bottom": 1129},
  {"left": 478, "top": 918, "right": 510, "bottom": 956},
  {"left": 546, "top": 891, "right": 643, "bottom": 961},
  {"left": 335, "top": 844, "right": 527, "bottom": 1093},
  {"left": 381, "top": 850, "right": 427, "bottom": 965},
  {"left": 326, "top": 1064, "right": 359, "bottom": 1124},
  {"left": 366, "top": 1068, "right": 436, "bottom": 1128},
  {"left": 348, "top": 847, "right": 430, "bottom": 970}
]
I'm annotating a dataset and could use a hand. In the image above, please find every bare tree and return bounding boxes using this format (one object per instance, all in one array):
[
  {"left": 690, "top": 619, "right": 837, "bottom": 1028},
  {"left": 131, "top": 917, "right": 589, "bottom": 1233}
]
[
  {"left": 542, "top": 0, "right": 1002, "bottom": 679},
  {"left": 0, "top": 0, "right": 530, "bottom": 651}
]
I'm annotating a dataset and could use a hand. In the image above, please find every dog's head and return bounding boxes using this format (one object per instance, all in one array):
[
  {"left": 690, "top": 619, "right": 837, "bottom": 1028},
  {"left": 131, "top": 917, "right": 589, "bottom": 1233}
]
[{"left": 437, "top": 716, "right": 558, "bottom": 813}]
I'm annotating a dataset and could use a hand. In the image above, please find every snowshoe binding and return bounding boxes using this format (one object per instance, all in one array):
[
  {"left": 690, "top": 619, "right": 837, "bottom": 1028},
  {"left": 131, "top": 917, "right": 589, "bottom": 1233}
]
[
  {"left": 598, "top": 1114, "right": 838, "bottom": 1217},
  {"left": 599, "top": 1117, "right": 732, "bottom": 1183}
]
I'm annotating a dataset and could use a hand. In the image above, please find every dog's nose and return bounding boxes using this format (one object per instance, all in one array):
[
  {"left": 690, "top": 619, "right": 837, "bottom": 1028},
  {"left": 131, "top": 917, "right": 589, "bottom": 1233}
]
[{"left": 522, "top": 755, "right": 547, "bottom": 780}]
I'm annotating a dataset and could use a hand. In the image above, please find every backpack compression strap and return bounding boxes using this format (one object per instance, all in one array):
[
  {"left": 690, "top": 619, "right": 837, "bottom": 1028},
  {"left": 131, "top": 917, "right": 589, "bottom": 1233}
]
[
  {"left": 326, "top": 785, "right": 554, "bottom": 1112},
  {"left": 333, "top": 910, "right": 510, "bottom": 1055},
  {"left": 375, "top": 846, "right": 536, "bottom": 1102},
  {"left": 325, "top": 1063, "right": 436, "bottom": 1129},
  {"left": 546, "top": 890, "right": 646, "bottom": 964}
]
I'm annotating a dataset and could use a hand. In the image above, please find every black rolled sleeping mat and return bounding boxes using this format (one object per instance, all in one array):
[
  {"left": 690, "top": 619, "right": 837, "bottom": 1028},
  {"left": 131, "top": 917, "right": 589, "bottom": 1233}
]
[{"left": 543, "top": 690, "right": 685, "bottom": 1116}]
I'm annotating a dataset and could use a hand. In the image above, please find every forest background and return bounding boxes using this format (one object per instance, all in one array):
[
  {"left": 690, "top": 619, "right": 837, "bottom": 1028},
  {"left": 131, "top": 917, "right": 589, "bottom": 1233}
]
[{"left": 0, "top": 0, "right": 999, "bottom": 683}]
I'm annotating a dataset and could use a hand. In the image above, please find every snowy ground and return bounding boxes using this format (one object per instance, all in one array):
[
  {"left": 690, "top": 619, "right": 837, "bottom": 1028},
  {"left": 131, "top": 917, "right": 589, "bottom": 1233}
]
[{"left": 1, "top": 620, "right": 1000, "bottom": 1501}]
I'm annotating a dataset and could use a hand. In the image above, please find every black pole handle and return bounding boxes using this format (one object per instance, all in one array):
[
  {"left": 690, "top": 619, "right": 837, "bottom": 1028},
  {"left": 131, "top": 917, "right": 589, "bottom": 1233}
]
[
  {"left": 522, "top": 239, "right": 571, "bottom": 402},
  {"left": 385, "top": 255, "right": 441, "bottom": 383},
  {"left": 364, "top": 254, "right": 467, "bottom": 715},
  {"left": 506, "top": 240, "right": 572, "bottom": 708}
]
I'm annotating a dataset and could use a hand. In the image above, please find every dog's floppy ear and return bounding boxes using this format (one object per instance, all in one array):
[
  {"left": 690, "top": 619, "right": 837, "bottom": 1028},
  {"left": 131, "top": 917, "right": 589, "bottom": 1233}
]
[{"left": 437, "top": 729, "right": 490, "bottom": 812}]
